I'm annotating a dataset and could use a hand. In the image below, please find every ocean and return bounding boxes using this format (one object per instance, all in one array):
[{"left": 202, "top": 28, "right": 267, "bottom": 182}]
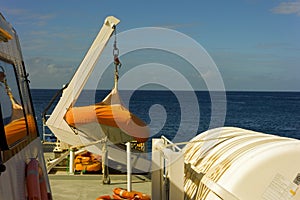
[{"left": 31, "top": 89, "right": 300, "bottom": 146}]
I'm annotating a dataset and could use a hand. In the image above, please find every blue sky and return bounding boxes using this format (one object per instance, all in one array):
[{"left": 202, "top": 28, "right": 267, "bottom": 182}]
[{"left": 1, "top": 0, "right": 300, "bottom": 91}]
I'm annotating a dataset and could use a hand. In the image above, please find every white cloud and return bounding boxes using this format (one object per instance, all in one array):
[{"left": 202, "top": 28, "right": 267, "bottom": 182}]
[
  {"left": 157, "top": 23, "right": 199, "bottom": 29},
  {"left": 271, "top": 1, "right": 300, "bottom": 15},
  {"left": 2, "top": 7, "right": 55, "bottom": 26},
  {"left": 25, "top": 57, "right": 75, "bottom": 88}
]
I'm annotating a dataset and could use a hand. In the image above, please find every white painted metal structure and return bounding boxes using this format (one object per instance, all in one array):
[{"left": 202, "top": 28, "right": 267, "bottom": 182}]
[
  {"left": 152, "top": 136, "right": 184, "bottom": 200},
  {"left": 43, "top": 16, "right": 151, "bottom": 192},
  {"left": 45, "top": 16, "right": 151, "bottom": 174},
  {"left": 0, "top": 138, "right": 48, "bottom": 199},
  {"left": 0, "top": 12, "right": 51, "bottom": 199},
  {"left": 126, "top": 142, "right": 132, "bottom": 191},
  {"left": 46, "top": 16, "right": 120, "bottom": 147}
]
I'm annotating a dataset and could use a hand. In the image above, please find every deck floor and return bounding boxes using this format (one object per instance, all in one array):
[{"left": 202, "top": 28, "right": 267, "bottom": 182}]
[
  {"left": 44, "top": 142, "right": 151, "bottom": 199},
  {"left": 49, "top": 173, "right": 151, "bottom": 200}
]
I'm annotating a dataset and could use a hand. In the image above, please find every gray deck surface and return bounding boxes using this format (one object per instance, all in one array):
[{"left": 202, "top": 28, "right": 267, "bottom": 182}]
[
  {"left": 49, "top": 173, "right": 151, "bottom": 200},
  {"left": 44, "top": 143, "right": 151, "bottom": 199}
]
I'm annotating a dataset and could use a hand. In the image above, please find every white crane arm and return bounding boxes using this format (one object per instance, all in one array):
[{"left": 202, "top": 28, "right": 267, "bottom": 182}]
[{"left": 46, "top": 16, "right": 120, "bottom": 145}]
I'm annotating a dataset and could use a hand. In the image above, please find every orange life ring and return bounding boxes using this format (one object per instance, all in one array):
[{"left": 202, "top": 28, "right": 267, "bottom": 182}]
[
  {"left": 112, "top": 194, "right": 122, "bottom": 199},
  {"left": 26, "top": 159, "right": 41, "bottom": 200},
  {"left": 96, "top": 194, "right": 121, "bottom": 200},
  {"left": 113, "top": 188, "right": 151, "bottom": 200},
  {"left": 38, "top": 166, "right": 49, "bottom": 200},
  {"left": 26, "top": 159, "right": 51, "bottom": 200}
]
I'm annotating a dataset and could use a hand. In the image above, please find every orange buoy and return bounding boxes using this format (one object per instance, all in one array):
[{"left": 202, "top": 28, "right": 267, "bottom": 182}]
[
  {"left": 112, "top": 194, "right": 122, "bottom": 199},
  {"left": 96, "top": 195, "right": 112, "bottom": 200},
  {"left": 113, "top": 188, "right": 151, "bottom": 200},
  {"left": 38, "top": 166, "right": 49, "bottom": 200},
  {"left": 26, "top": 159, "right": 41, "bottom": 200}
]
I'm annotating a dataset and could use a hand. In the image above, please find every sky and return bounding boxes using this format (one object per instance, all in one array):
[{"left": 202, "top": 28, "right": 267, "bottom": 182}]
[{"left": 0, "top": 0, "right": 300, "bottom": 91}]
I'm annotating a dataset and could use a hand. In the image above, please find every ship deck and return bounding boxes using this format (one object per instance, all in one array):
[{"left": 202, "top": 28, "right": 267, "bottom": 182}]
[
  {"left": 44, "top": 142, "right": 151, "bottom": 199},
  {"left": 49, "top": 173, "right": 151, "bottom": 200}
]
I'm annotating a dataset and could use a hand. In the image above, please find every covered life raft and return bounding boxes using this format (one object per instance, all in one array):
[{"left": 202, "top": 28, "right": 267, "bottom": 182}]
[{"left": 184, "top": 127, "right": 300, "bottom": 200}]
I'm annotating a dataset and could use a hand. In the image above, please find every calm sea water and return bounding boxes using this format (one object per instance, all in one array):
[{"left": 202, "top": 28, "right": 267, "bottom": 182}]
[{"left": 31, "top": 89, "right": 300, "bottom": 145}]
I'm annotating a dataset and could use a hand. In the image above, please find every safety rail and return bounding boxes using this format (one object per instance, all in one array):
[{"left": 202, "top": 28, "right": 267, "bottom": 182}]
[
  {"left": 42, "top": 114, "right": 55, "bottom": 142},
  {"left": 160, "top": 135, "right": 182, "bottom": 152}
]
